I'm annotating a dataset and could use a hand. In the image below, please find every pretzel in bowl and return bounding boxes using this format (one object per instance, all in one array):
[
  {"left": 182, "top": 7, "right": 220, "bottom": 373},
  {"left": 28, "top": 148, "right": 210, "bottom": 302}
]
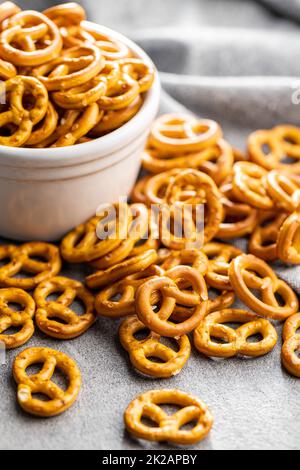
[
  {"left": 124, "top": 389, "right": 213, "bottom": 445},
  {"left": 0, "top": 10, "right": 62, "bottom": 66},
  {"left": 136, "top": 265, "right": 208, "bottom": 337},
  {"left": 119, "top": 315, "right": 191, "bottom": 378},
  {"left": 0, "top": 75, "right": 48, "bottom": 146},
  {"left": 34, "top": 277, "right": 96, "bottom": 339},
  {"left": 0, "top": 243, "right": 61, "bottom": 290},
  {"left": 228, "top": 254, "right": 299, "bottom": 320},
  {"left": 194, "top": 309, "right": 277, "bottom": 358},
  {"left": 277, "top": 211, "right": 300, "bottom": 264},
  {"left": 13, "top": 347, "right": 81, "bottom": 417},
  {"left": 281, "top": 313, "right": 300, "bottom": 377},
  {"left": 0, "top": 288, "right": 35, "bottom": 349}
]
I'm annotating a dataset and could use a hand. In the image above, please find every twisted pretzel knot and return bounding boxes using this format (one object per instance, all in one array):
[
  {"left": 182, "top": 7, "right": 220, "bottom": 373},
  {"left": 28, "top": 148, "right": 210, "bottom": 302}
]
[
  {"left": 0, "top": 288, "right": 35, "bottom": 349},
  {"left": 95, "top": 265, "right": 164, "bottom": 318},
  {"left": 277, "top": 211, "right": 300, "bottom": 264},
  {"left": 194, "top": 308, "right": 277, "bottom": 358},
  {"left": 217, "top": 181, "right": 258, "bottom": 239},
  {"left": 136, "top": 265, "right": 208, "bottom": 337},
  {"left": 97, "top": 72, "right": 140, "bottom": 110},
  {"left": 228, "top": 253, "right": 299, "bottom": 320},
  {"left": 13, "top": 347, "right": 81, "bottom": 417},
  {"left": 149, "top": 113, "right": 221, "bottom": 154},
  {"left": 232, "top": 162, "right": 274, "bottom": 210},
  {"left": 0, "top": 10, "right": 62, "bottom": 66},
  {"left": 124, "top": 389, "right": 213, "bottom": 445},
  {"left": 282, "top": 313, "right": 300, "bottom": 377},
  {"left": 34, "top": 276, "right": 96, "bottom": 339},
  {"left": 0, "top": 75, "right": 48, "bottom": 146},
  {"left": 61, "top": 204, "right": 131, "bottom": 263},
  {"left": 119, "top": 315, "right": 191, "bottom": 378},
  {"left": 0, "top": 242, "right": 61, "bottom": 290},
  {"left": 249, "top": 211, "right": 287, "bottom": 261},
  {"left": 266, "top": 171, "right": 300, "bottom": 213},
  {"left": 160, "top": 248, "right": 208, "bottom": 276},
  {"left": 203, "top": 242, "right": 242, "bottom": 291},
  {"left": 43, "top": 3, "right": 86, "bottom": 27}
]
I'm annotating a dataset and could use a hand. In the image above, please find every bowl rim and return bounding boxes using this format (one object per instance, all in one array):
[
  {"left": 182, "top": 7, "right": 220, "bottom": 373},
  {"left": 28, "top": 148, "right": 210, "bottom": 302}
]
[{"left": 0, "top": 21, "right": 160, "bottom": 164}]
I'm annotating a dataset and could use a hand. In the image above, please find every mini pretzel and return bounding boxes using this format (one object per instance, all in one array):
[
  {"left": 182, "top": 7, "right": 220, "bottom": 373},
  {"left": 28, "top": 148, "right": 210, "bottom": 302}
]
[
  {"left": 32, "top": 44, "right": 104, "bottom": 91},
  {"left": 247, "top": 129, "right": 283, "bottom": 170},
  {"left": 266, "top": 171, "right": 300, "bottom": 212},
  {"left": 273, "top": 125, "right": 300, "bottom": 172},
  {"left": 119, "top": 315, "right": 191, "bottom": 378},
  {"left": 203, "top": 242, "right": 242, "bottom": 290},
  {"left": 232, "top": 162, "right": 274, "bottom": 210},
  {"left": 249, "top": 211, "right": 287, "bottom": 261},
  {"left": 34, "top": 277, "right": 96, "bottom": 339},
  {"left": 0, "top": 288, "right": 35, "bottom": 349},
  {"left": 0, "top": 243, "right": 61, "bottom": 290},
  {"left": 136, "top": 265, "right": 208, "bottom": 337},
  {"left": 0, "top": 2, "right": 21, "bottom": 25},
  {"left": 90, "top": 95, "right": 142, "bottom": 136},
  {"left": 86, "top": 249, "right": 158, "bottom": 289},
  {"left": 228, "top": 253, "right": 299, "bottom": 320},
  {"left": 36, "top": 108, "right": 83, "bottom": 148},
  {"left": 0, "top": 10, "right": 62, "bottom": 66},
  {"left": 143, "top": 169, "right": 180, "bottom": 205},
  {"left": 281, "top": 313, "right": 300, "bottom": 377},
  {"left": 95, "top": 265, "right": 164, "bottom": 318},
  {"left": 160, "top": 248, "right": 209, "bottom": 276},
  {"left": 194, "top": 309, "right": 277, "bottom": 358},
  {"left": 164, "top": 169, "right": 223, "bottom": 245},
  {"left": 26, "top": 102, "right": 58, "bottom": 146},
  {"left": 13, "top": 347, "right": 81, "bottom": 417},
  {"left": 52, "top": 76, "right": 107, "bottom": 109},
  {"left": 0, "top": 75, "right": 48, "bottom": 147},
  {"left": 61, "top": 204, "right": 131, "bottom": 263},
  {"left": 277, "top": 211, "right": 300, "bottom": 264},
  {"left": 149, "top": 113, "right": 222, "bottom": 154},
  {"left": 97, "top": 73, "right": 140, "bottom": 110},
  {"left": 124, "top": 389, "right": 213, "bottom": 445},
  {"left": 51, "top": 103, "right": 101, "bottom": 146},
  {"left": 43, "top": 3, "right": 86, "bottom": 27},
  {"left": 217, "top": 181, "right": 258, "bottom": 239},
  {"left": 120, "top": 58, "right": 155, "bottom": 93}
]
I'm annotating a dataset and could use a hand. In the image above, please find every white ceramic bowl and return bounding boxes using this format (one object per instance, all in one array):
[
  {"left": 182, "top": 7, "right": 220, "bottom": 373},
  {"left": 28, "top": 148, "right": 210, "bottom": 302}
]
[{"left": 0, "top": 23, "right": 160, "bottom": 242}]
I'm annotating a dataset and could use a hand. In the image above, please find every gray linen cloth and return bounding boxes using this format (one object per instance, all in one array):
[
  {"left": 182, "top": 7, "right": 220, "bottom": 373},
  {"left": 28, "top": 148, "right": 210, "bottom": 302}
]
[{"left": 1, "top": 0, "right": 300, "bottom": 451}]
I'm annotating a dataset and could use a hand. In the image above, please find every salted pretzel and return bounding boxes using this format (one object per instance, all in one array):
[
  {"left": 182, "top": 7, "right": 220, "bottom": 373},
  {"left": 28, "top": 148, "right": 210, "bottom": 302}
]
[
  {"left": 281, "top": 313, "right": 300, "bottom": 377},
  {"left": 228, "top": 254, "right": 299, "bottom": 320},
  {"left": 51, "top": 103, "right": 101, "bottom": 146},
  {"left": 0, "top": 288, "right": 35, "bottom": 349},
  {"left": 163, "top": 169, "right": 223, "bottom": 245},
  {"left": 0, "top": 243, "right": 61, "bottom": 290},
  {"left": 60, "top": 204, "right": 131, "bottom": 263},
  {"left": 249, "top": 211, "right": 287, "bottom": 261},
  {"left": 26, "top": 101, "right": 58, "bottom": 146},
  {"left": 120, "top": 58, "right": 155, "bottom": 93},
  {"left": 0, "top": 10, "right": 62, "bottom": 66},
  {"left": 0, "top": 75, "right": 48, "bottom": 146},
  {"left": 136, "top": 265, "right": 208, "bottom": 337},
  {"left": 149, "top": 113, "right": 222, "bottom": 154},
  {"left": 266, "top": 171, "right": 300, "bottom": 212},
  {"left": 232, "top": 161, "right": 274, "bottom": 210},
  {"left": 32, "top": 43, "right": 104, "bottom": 91},
  {"left": 13, "top": 347, "right": 81, "bottom": 417},
  {"left": 124, "top": 389, "right": 213, "bottom": 445},
  {"left": 203, "top": 242, "right": 242, "bottom": 291},
  {"left": 86, "top": 249, "right": 158, "bottom": 290},
  {"left": 52, "top": 76, "right": 107, "bottom": 109},
  {"left": 43, "top": 3, "right": 86, "bottom": 27},
  {"left": 97, "top": 73, "right": 140, "bottom": 110},
  {"left": 277, "top": 211, "right": 300, "bottom": 264},
  {"left": 34, "top": 277, "right": 96, "bottom": 339},
  {"left": 36, "top": 108, "right": 84, "bottom": 147},
  {"left": 90, "top": 95, "right": 142, "bottom": 136},
  {"left": 143, "top": 169, "right": 180, "bottom": 206},
  {"left": 194, "top": 309, "right": 277, "bottom": 358},
  {"left": 217, "top": 181, "right": 258, "bottom": 239},
  {"left": 119, "top": 315, "right": 191, "bottom": 378},
  {"left": 160, "top": 248, "right": 209, "bottom": 276},
  {"left": 95, "top": 265, "right": 164, "bottom": 318}
]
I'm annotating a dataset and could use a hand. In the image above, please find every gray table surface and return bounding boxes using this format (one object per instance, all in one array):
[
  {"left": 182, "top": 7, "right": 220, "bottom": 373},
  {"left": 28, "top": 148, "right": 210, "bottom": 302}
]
[{"left": 1, "top": 0, "right": 300, "bottom": 451}]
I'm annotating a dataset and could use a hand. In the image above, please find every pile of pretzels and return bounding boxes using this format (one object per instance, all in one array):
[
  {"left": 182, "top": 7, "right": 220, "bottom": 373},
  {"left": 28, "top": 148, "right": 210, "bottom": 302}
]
[
  {"left": 0, "top": 2, "right": 154, "bottom": 147},
  {"left": 1, "top": 17, "right": 300, "bottom": 445}
]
